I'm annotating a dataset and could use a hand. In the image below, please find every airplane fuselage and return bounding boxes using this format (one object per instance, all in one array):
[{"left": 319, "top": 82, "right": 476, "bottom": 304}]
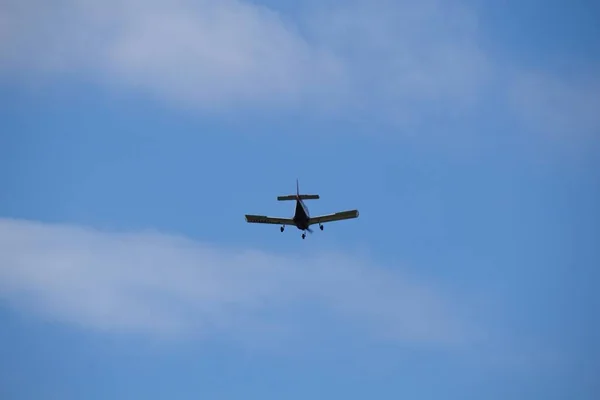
[{"left": 293, "top": 198, "right": 310, "bottom": 230}]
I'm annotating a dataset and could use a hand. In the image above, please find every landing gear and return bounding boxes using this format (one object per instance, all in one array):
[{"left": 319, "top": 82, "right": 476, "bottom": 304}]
[
  {"left": 280, "top": 226, "right": 285, "bottom": 232},
  {"left": 319, "top": 224, "right": 324, "bottom": 231},
  {"left": 301, "top": 232, "right": 306, "bottom": 239}
]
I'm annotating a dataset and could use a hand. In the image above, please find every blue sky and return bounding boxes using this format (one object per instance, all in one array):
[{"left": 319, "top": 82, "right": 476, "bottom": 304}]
[{"left": 1, "top": 0, "right": 599, "bottom": 399}]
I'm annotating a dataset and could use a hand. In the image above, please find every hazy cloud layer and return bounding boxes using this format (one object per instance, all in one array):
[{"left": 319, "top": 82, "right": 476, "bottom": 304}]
[
  {"left": 0, "top": 218, "right": 468, "bottom": 347},
  {"left": 1, "top": 0, "right": 598, "bottom": 136},
  {"left": 509, "top": 70, "right": 600, "bottom": 140}
]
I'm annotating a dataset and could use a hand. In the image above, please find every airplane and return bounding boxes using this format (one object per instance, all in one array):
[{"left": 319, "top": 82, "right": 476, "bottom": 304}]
[{"left": 244, "top": 179, "right": 359, "bottom": 239}]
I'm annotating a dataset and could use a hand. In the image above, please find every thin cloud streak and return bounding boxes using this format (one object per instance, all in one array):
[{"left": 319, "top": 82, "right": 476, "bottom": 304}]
[{"left": 0, "top": 217, "right": 469, "bottom": 347}]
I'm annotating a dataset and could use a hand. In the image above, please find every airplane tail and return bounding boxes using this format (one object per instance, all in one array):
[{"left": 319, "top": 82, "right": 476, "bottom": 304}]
[{"left": 277, "top": 179, "right": 320, "bottom": 201}]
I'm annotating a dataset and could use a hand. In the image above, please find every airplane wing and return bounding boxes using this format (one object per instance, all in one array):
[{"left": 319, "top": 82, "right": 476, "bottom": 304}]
[
  {"left": 245, "top": 215, "right": 295, "bottom": 225},
  {"left": 309, "top": 210, "right": 359, "bottom": 225}
]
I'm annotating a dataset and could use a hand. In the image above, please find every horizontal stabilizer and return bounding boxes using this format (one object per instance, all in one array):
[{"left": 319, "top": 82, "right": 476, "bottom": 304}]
[{"left": 277, "top": 194, "right": 320, "bottom": 201}]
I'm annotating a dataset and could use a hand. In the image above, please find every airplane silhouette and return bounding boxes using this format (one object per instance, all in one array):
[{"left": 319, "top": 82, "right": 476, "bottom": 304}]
[{"left": 245, "top": 179, "right": 359, "bottom": 239}]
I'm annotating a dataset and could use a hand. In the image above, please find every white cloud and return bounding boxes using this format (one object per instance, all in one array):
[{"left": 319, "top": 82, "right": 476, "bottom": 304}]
[
  {"left": 2, "top": 0, "right": 596, "bottom": 140},
  {"left": 0, "top": 0, "right": 490, "bottom": 117},
  {"left": 0, "top": 0, "right": 346, "bottom": 111},
  {"left": 0, "top": 217, "right": 468, "bottom": 347}
]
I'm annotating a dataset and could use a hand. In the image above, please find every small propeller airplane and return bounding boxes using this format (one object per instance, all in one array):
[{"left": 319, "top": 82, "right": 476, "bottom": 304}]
[{"left": 245, "top": 179, "right": 359, "bottom": 239}]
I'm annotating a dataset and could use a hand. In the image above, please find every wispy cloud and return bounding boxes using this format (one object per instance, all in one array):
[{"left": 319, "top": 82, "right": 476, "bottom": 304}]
[
  {"left": 0, "top": 0, "right": 345, "bottom": 111},
  {"left": 508, "top": 70, "right": 600, "bottom": 141},
  {"left": 0, "top": 217, "right": 469, "bottom": 347},
  {"left": 1, "top": 0, "right": 597, "bottom": 140},
  {"left": 0, "top": 0, "right": 489, "bottom": 117}
]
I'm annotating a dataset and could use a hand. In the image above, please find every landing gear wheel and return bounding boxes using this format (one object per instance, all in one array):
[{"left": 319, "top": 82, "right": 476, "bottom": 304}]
[
  {"left": 280, "top": 226, "right": 284, "bottom": 232},
  {"left": 319, "top": 224, "right": 324, "bottom": 231},
  {"left": 302, "top": 233, "right": 306, "bottom": 239}
]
